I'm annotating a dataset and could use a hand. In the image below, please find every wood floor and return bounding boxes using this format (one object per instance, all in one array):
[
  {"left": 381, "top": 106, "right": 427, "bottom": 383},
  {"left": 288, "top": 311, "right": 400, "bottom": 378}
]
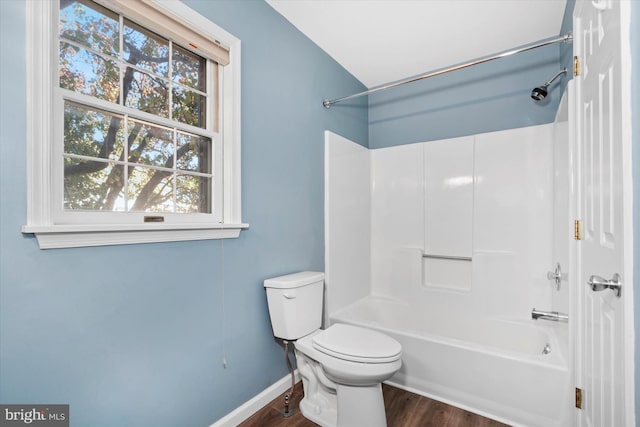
[{"left": 239, "top": 382, "right": 511, "bottom": 427}]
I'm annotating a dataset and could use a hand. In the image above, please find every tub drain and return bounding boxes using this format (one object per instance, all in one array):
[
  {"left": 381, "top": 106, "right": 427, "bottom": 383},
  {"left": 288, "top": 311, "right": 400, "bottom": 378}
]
[{"left": 542, "top": 343, "right": 552, "bottom": 354}]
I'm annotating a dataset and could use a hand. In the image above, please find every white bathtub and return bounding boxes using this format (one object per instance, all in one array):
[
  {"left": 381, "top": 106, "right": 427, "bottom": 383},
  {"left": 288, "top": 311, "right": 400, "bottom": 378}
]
[{"left": 330, "top": 296, "right": 573, "bottom": 427}]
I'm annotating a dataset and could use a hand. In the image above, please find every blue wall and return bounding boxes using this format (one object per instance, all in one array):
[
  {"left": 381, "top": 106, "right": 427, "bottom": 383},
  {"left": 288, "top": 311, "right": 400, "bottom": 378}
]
[
  {"left": 368, "top": 41, "right": 564, "bottom": 148},
  {"left": 2, "top": 0, "right": 638, "bottom": 425},
  {"left": 0, "top": 1, "right": 367, "bottom": 426}
]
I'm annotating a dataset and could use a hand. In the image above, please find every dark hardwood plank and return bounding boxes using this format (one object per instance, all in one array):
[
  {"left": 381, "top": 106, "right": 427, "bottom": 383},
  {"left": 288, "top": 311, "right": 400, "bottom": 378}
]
[
  {"left": 239, "top": 382, "right": 318, "bottom": 427},
  {"left": 446, "top": 405, "right": 501, "bottom": 427},
  {"left": 382, "top": 383, "right": 421, "bottom": 427},
  {"left": 239, "top": 382, "right": 511, "bottom": 427},
  {"left": 406, "top": 397, "right": 453, "bottom": 427}
]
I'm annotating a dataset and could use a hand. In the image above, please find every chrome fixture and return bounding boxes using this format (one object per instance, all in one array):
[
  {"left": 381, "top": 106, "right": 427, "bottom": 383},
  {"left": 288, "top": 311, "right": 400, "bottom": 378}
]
[
  {"left": 323, "top": 32, "right": 573, "bottom": 108},
  {"left": 531, "top": 68, "right": 567, "bottom": 101},
  {"left": 587, "top": 273, "right": 622, "bottom": 297},
  {"left": 531, "top": 308, "right": 568, "bottom": 323},
  {"left": 542, "top": 343, "right": 552, "bottom": 355},
  {"left": 547, "top": 262, "right": 567, "bottom": 290}
]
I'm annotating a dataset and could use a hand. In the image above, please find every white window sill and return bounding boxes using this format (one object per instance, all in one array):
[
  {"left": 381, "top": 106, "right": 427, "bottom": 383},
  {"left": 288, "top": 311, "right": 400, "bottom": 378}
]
[{"left": 21, "top": 223, "right": 249, "bottom": 249}]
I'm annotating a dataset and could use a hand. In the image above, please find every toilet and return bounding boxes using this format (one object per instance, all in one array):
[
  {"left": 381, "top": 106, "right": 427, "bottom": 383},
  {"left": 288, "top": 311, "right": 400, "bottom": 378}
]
[{"left": 264, "top": 271, "right": 402, "bottom": 427}]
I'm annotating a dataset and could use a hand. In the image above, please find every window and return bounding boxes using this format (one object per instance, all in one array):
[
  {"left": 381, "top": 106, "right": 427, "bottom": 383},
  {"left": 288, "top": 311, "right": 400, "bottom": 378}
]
[{"left": 23, "top": 0, "right": 246, "bottom": 248}]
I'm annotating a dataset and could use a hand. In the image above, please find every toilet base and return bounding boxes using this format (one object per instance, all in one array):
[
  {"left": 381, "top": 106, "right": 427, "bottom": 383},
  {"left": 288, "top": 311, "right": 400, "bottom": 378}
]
[
  {"left": 336, "top": 383, "right": 387, "bottom": 427},
  {"left": 295, "top": 342, "right": 390, "bottom": 427},
  {"left": 297, "top": 347, "right": 338, "bottom": 426}
]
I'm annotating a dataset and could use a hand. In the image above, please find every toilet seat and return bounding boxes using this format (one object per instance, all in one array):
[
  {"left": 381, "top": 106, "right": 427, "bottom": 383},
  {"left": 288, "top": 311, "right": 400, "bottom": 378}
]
[{"left": 312, "top": 324, "right": 401, "bottom": 363}]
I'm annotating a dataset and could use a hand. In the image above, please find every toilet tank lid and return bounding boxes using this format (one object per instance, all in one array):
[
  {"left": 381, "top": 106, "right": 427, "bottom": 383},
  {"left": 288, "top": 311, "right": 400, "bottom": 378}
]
[{"left": 263, "top": 271, "right": 325, "bottom": 289}]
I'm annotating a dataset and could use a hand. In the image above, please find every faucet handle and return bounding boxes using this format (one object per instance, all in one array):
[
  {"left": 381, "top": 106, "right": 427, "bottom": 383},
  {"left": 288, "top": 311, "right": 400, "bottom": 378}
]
[{"left": 547, "top": 262, "right": 566, "bottom": 290}]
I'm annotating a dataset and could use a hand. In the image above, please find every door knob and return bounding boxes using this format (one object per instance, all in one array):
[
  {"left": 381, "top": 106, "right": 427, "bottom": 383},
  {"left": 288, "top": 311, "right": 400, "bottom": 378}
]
[{"left": 587, "top": 273, "right": 622, "bottom": 297}]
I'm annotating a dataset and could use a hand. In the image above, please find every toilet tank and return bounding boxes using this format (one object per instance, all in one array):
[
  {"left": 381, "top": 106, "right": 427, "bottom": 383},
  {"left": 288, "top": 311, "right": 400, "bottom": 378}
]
[{"left": 264, "top": 271, "right": 325, "bottom": 340}]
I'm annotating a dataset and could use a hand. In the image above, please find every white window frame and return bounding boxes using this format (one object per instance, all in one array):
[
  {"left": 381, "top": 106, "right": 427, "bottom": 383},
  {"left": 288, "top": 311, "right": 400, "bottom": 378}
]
[{"left": 22, "top": 0, "right": 247, "bottom": 249}]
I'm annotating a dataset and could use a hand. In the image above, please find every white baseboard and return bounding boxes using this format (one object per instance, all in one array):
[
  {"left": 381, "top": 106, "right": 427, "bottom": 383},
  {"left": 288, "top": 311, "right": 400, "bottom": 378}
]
[{"left": 210, "top": 371, "right": 300, "bottom": 427}]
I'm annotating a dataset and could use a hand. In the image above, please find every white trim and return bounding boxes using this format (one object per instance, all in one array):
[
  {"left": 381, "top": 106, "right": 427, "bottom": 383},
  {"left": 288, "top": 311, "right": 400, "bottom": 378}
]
[
  {"left": 59, "top": 89, "right": 218, "bottom": 138},
  {"left": 210, "top": 371, "right": 301, "bottom": 427},
  {"left": 618, "top": 2, "right": 636, "bottom": 426},
  {"left": 24, "top": 0, "right": 245, "bottom": 248},
  {"left": 25, "top": 0, "right": 55, "bottom": 228},
  {"left": 151, "top": 0, "right": 238, "bottom": 49},
  {"left": 21, "top": 223, "right": 248, "bottom": 249},
  {"left": 572, "top": 2, "right": 635, "bottom": 425},
  {"left": 222, "top": 32, "right": 242, "bottom": 224}
]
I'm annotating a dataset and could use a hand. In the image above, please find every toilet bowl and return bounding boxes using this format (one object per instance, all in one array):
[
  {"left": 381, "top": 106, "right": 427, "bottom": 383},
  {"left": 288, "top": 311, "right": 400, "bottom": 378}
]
[
  {"left": 264, "top": 272, "right": 402, "bottom": 427},
  {"left": 295, "top": 325, "right": 401, "bottom": 427},
  {"left": 303, "top": 323, "right": 402, "bottom": 386}
]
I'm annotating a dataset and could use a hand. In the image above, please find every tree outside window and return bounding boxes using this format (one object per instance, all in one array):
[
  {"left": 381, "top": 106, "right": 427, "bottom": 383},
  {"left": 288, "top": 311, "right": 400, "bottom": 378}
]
[{"left": 59, "top": 0, "right": 215, "bottom": 214}]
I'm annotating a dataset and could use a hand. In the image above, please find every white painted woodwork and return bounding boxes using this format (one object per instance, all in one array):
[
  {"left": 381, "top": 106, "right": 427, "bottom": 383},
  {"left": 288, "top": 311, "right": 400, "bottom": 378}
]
[
  {"left": 23, "top": 0, "right": 245, "bottom": 248},
  {"left": 573, "top": 1, "right": 634, "bottom": 426}
]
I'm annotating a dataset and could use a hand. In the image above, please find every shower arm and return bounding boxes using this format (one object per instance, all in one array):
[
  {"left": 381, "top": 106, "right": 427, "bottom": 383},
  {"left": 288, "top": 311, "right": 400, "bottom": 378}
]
[
  {"left": 542, "top": 68, "right": 568, "bottom": 87},
  {"left": 323, "top": 32, "right": 573, "bottom": 108}
]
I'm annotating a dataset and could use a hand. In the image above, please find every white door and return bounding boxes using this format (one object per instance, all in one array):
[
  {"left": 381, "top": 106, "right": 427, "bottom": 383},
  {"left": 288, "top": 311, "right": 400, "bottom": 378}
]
[{"left": 573, "top": 1, "right": 634, "bottom": 426}]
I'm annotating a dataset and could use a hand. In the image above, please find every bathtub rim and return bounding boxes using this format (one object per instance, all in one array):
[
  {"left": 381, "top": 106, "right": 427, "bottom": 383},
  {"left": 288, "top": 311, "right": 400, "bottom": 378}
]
[{"left": 329, "top": 295, "right": 570, "bottom": 371}]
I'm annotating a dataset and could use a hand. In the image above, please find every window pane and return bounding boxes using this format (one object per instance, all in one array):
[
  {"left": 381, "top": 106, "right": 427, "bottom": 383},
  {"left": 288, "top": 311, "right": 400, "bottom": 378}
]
[
  {"left": 64, "top": 102, "right": 124, "bottom": 161},
  {"left": 172, "top": 45, "right": 205, "bottom": 92},
  {"left": 124, "top": 67, "right": 169, "bottom": 117},
  {"left": 64, "top": 158, "right": 126, "bottom": 211},
  {"left": 172, "top": 86, "right": 206, "bottom": 128},
  {"left": 123, "top": 19, "right": 169, "bottom": 77},
  {"left": 59, "top": 0, "right": 119, "bottom": 57},
  {"left": 176, "top": 132, "right": 211, "bottom": 173},
  {"left": 176, "top": 174, "right": 211, "bottom": 213},
  {"left": 59, "top": 42, "right": 120, "bottom": 103},
  {"left": 128, "top": 120, "right": 174, "bottom": 168},
  {"left": 127, "top": 166, "right": 174, "bottom": 212},
  {"left": 56, "top": 2, "right": 220, "bottom": 220}
]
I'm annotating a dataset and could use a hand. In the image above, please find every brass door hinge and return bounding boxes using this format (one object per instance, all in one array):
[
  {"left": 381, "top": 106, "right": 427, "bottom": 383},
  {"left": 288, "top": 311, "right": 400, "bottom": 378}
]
[
  {"left": 575, "top": 220, "right": 583, "bottom": 240},
  {"left": 575, "top": 387, "right": 583, "bottom": 409},
  {"left": 574, "top": 56, "right": 581, "bottom": 76}
]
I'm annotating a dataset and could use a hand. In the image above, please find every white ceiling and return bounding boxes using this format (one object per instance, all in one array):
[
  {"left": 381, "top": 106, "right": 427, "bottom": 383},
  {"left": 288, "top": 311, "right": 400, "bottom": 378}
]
[{"left": 267, "top": 0, "right": 568, "bottom": 88}]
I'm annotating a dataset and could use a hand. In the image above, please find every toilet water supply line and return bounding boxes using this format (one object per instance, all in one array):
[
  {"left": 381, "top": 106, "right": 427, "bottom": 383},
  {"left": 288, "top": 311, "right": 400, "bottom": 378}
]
[{"left": 282, "top": 340, "right": 295, "bottom": 417}]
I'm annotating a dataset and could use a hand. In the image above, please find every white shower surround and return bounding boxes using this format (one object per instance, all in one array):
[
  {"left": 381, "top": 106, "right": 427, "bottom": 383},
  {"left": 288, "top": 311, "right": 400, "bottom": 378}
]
[{"left": 324, "top": 109, "right": 572, "bottom": 425}]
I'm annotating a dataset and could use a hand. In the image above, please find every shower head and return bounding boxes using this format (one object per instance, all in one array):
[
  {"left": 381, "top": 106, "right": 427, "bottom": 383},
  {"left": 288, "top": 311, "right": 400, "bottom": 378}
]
[
  {"left": 531, "top": 85, "right": 548, "bottom": 101},
  {"left": 531, "top": 68, "right": 567, "bottom": 101}
]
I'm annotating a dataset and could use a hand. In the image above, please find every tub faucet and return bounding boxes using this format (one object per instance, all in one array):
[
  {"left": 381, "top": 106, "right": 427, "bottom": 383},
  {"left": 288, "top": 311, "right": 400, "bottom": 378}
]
[{"left": 531, "top": 308, "right": 568, "bottom": 323}]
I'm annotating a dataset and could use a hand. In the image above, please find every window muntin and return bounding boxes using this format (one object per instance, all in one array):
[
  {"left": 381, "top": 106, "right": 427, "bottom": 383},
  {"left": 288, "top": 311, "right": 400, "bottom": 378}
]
[{"left": 57, "top": 0, "right": 216, "bottom": 218}]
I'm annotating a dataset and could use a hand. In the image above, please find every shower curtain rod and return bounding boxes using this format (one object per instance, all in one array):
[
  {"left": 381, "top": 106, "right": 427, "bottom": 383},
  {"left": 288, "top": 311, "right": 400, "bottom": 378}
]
[{"left": 322, "top": 32, "right": 573, "bottom": 108}]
